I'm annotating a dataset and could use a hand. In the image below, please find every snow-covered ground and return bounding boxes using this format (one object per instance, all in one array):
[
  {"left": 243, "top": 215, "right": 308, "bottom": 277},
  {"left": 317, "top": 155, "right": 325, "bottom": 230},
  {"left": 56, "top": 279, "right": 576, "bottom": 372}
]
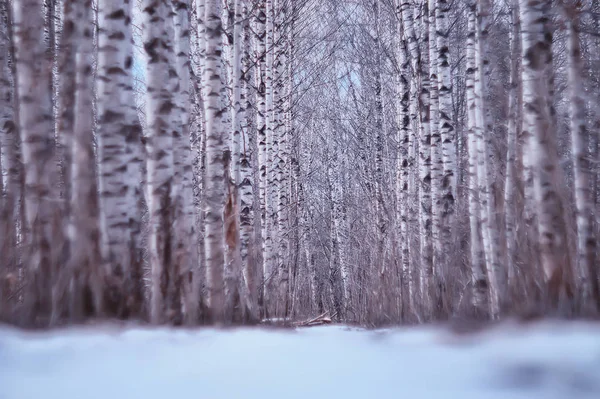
[{"left": 1, "top": 321, "right": 600, "bottom": 399}]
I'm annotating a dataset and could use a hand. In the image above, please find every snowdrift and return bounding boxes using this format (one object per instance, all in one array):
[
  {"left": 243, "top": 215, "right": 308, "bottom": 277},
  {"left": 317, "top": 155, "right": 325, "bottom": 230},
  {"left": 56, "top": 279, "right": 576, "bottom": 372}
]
[{"left": 1, "top": 321, "right": 599, "bottom": 398}]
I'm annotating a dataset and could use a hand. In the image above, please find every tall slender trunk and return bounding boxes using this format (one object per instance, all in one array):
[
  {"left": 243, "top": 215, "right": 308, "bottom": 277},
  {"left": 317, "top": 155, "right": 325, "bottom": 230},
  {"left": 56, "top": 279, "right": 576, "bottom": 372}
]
[
  {"left": 193, "top": 0, "right": 208, "bottom": 321},
  {"left": 476, "top": 0, "right": 503, "bottom": 318},
  {"left": 427, "top": 0, "right": 442, "bottom": 316},
  {"left": 565, "top": 2, "right": 599, "bottom": 312},
  {"left": 225, "top": 0, "right": 246, "bottom": 319},
  {"left": 239, "top": 0, "right": 256, "bottom": 320},
  {"left": 326, "top": 120, "right": 343, "bottom": 319},
  {"left": 0, "top": 0, "right": 20, "bottom": 279},
  {"left": 520, "top": 0, "right": 571, "bottom": 308},
  {"left": 253, "top": 0, "right": 268, "bottom": 315},
  {"left": 172, "top": 0, "right": 200, "bottom": 324},
  {"left": 436, "top": 0, "right": 457, "bottom": 311},
  {"left": 67, "top": 0, "right": 103, "bottom": 321},
  {"left": 13, "top": 0, "right": 58, "bottom": 323},
  {"left": 394, "top": 1, "right": 414, "bottom": 320},
  {"left": 0, "top": 0, "right": 20, "bottom": 315},
  {"left": 466, "top": 4, "right": 488, "bottom": 315},
  {"left": 263, "top": 0, "right": 276, "bottom": 313},
  {"left": 143, "top": 0, "right": 177, "bottom": 324},
  {"left": 204, "top": 0, "right": 226, "bottom": 322},
  {"left": 504, "top": 0, "right": 521, "bottom": 301},
  {"left": 373, "top": 0, "right": 386, "bottom": 277},
  {"left": 56, "top": 0, "right": 77, "bottom": 223},
  {"left": 399, "top": 0, "right": 425, "bottom": 319},
  {"left": 96, "top": 0, "right": 143, "bottom": 318},
  {"left": 275, "top": 1, "right": 291, "bottom": 318}
]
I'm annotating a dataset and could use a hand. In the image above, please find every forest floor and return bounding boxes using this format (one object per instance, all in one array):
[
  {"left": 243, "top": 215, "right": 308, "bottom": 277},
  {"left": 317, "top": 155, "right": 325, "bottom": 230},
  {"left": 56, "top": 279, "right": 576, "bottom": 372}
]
[{"left": 1, "top": 320, "right": 600, "bottom": 398}]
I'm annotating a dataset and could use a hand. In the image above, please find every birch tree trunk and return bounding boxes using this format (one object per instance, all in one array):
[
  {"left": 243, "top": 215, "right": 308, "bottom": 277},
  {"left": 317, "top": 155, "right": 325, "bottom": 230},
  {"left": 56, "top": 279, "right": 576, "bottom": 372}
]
[
  {"left": 56, "top": 0, "right": 77, "bottom": 222},
  {"left": 253, "top": 0, "right": 268, "bottom": 315},
  {"left": 399, "top": 0, "right": 427, "bottom": 319},
  {"left": 172, "top": 0, "right": 200, "bottom": 324},
  {"left": 276, "top": 1, "right": 291, "bottom": 318},
  {"left": 326, "top": 120, "right": 343, "bottom": 319},
  {"left": 565, "top": 2, "right": 599, "bottom": 312},
  {"left": 143, "top": 0, "right": 177, "bottom": 324},
  {"left": 373, "top": 0, "right": 386, "bottom": 279},
  {"left": 204, "top": 0, "right": 226, "bottom": 322},
  {"left": 436, "top": 0, "right": 457, "bottom": 306},
  {"left": 476, "top": 0, "right": 503, "bottom": 318},
  {"left": 0, "top": 0, "right": 20, "bottom": 281},
  {"left": 426, "top": 0, "right": 442, "bottom": 316},
  {"left": 520, "top": 0, "right": 571, "bottom": 308},
  {"left": 504, "top": 0, "right": 521, "bottom": 299},
  {"left": 466, "top": 4, "right": 488, "bottom": 314},
  {"left": 67, "top": 0, "right": 103, "bottom": 321},
  {"left": 263, "top": 0, "right": 277, "bottom": 314},
  {"left": 13, "top": 0, "right": 58, "bottom": 323},
  {"left": 224, "top": 0, "right": 248, "bottom": 319},
  {"left": 193, "top": 0, "right": 208, "bottom": 319},
  {"left": 239, "top": 0, "right": 256, "bottom": 320},
  {"left": 96, "top": 0, "right": 143, "bottom": 317},
  {"left": 394, "top": 1, "right": 413, "bottom": 319}
]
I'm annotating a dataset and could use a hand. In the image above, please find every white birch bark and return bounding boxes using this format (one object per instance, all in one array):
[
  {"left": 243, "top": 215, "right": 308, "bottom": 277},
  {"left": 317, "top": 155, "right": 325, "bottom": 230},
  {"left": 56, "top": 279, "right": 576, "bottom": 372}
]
[
  {"left": 224, "top": 0, "right": 247, "bottom": 318},
  {"left": 399, "top": 0, "right": 425, "bottom": 318},
  {"left": 142, "top": 0, "right": 178, "bottom": 324},
  {"left": 13, "top": 0, "right": 58, "bottom": 320},
  {"left": 193, "top": 0, "right": 208, "bottom": 317},
  {"left": 239, "top": 0, "right": 256, "bottom": 319},
  {"left": 68, "top": 0, "right": 103, "bottom": 320},
  {"left": 373, "top": 0, "right": 386, "bottom": 278},
  {"left": 436, "top": 0, "right": 457, "bottom": 272},
  {"left": 466, "top": 4, "right": 488, "bottom": 314},
  {"left": 565, "top": 2, "right": 599, "bottom": 311},
  {"left": 96, "top": 0, "right": 143, "bottom": 316},
  {"left": 253, "top": 0, "right": 269, "bottom": 314},
  {"left": 173, "top": 0, "right": 200, "bottom": 323},
  {"left": 204, "top": 0, "right": 226, "bottom": 321},
  {"left": 504, "top": 0, "right": 521, "bottom": 295},
  {"left": 394, "top": 0, "right": 414, "bottom": 318},
  {"left": 56, "top": 0, "right": 77, "bottom": 217},
  {"left": 263, "top": 0, "right": 276, "bottom": 312},
  {"left": 0, "top": 0, "right": 20, "bottom": 276},
  {"left": 275, "top": 0, "right": 291, "bottom": 317},
  {"left": 172, "top": 0, "right": 200, "bottom": 323},
  {"left": 475, "top": 0, "right": 502, "bottom": 318},
  {"left": 326, "top": 122, "right": 343, "bottom": 318},
  {"left": 520, "top": 0, "right": 571, "bottom": 305},
  {"left": 425, "top": 0, "right": 441, "bottom": 317}
]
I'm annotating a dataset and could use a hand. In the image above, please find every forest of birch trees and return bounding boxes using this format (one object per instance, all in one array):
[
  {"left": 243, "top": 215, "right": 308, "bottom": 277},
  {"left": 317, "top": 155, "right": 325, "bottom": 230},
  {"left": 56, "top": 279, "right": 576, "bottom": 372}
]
[{"left": 1, "top": 0, "right": 599, "bottom": 327}]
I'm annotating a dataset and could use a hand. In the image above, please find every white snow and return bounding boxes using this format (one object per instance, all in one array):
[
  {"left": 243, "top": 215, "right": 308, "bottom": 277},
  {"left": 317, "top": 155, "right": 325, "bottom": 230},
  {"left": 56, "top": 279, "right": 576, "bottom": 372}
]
[{"left": 1, "top": 321, "right": 600, "bottom": 399}]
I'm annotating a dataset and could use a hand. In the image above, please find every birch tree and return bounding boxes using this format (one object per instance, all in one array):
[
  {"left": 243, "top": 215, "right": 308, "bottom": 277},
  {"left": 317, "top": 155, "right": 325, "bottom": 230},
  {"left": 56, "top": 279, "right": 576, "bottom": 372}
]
[
  {"left": 204, "top": 0, "right": 226, "bottom": 321},
  {"left": 475, "top": 0, "right": 503, "bottom": 318},
  {"left": 239, "top": 0, "right": 256, "bottom": 319},
  {"left": 67, "top": 0, "right": 103, "bottom": 321},
  {"left": 263, "top": 0, "right": 277, "bottom": 313},
  {"left": 172, "top": 0, "right": 200, "bottom": 323},
  {"left": 399, "top": 0, "right": 431, "bottom": 319},
  {"left": 0, "top": 0, "right": 20, "bottom": 284},
  {"left": 436, "top": 0, "right": 457, "bottom": 288},
  {"left": 142, "top": 0, "right": 180, "bottom": 324},
  {"left": 520, "top": 0, "right": 571, "bottom": 307},
  {"left": 96, "top": 0, "right": 143, "bottom": 317},
  {"left": 466, "top": 3, "right": 488, "bottom": 314},
  {"left": 394, "top": 0, "right": 414, "bottom": 319},
  {"left": 13, "top": 0, "right": 58, "bottom": 322},
  {"left": 564, "top": 0, "right": 599, "bottom": 312},
  {"left": 504, "top": 0, "right": 521, "bottom": 298},
  {"left": 253, "top": 0, "right": 269, "bottom": 314}
]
